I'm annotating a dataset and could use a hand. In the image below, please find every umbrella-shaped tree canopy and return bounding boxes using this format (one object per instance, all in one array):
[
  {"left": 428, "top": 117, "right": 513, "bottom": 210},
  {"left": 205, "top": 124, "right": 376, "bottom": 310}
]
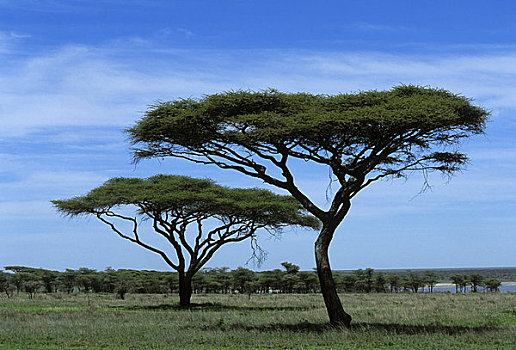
[{"left": 53, "top": 175, "right": 319, "bottom": 306}]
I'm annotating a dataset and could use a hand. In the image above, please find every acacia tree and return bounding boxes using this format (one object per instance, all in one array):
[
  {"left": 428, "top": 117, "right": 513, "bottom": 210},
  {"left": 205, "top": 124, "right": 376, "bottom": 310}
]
[
  {"left": 424, "top": 271, "right": 439, "bottom": 293},
  {"left": 484, "top": 278, "right": 501, "bottom": 292},
  {"left": 0, "top": 272, "right": 14, "bottom": 298},
  {"left": 126, "top": 85, "right": 488, "bottom": 326},
  {"left": 53, "top": 175, "right": 318, "bottom": 306},
  {"left": 468, "top": 273, "right": 484, "bottom": 293},
  {"left": 450, "top": 274, "right": 468, "bottom": 293}
]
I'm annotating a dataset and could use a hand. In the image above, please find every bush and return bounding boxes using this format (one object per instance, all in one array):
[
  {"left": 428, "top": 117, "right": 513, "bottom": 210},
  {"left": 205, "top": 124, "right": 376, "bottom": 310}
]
[{"left": 114, "top": 286, "right": 128, "bottom": 299}]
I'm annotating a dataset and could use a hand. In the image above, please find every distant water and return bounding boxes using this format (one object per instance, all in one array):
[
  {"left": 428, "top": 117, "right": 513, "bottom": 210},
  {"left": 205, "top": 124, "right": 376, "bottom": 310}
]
[{"left": 432, "top": 284, "right": 516, "bottom": 293}]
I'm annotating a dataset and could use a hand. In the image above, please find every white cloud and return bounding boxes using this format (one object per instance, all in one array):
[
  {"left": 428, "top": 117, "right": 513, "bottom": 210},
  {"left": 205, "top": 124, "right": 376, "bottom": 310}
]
[
  {"left": 0, "top": 169, "right": 108, "bottom": 199},
  {"left": 0, "top": 200, "right": 53, "bottom": 220},
  {"left": 0, "top": 30, "right": 30, "bottom": 53},
  {"left": 177, "top": 28, "right": 194, "bottom": 37},
  {"left": 0, "top": 170, "right": 109, "bottom": 226},
  {"left": 0, "top": 31, "right": 30, "bottom": 40},
  {"left": 3, "top": 45, "right": 516, "bottom": 138}
]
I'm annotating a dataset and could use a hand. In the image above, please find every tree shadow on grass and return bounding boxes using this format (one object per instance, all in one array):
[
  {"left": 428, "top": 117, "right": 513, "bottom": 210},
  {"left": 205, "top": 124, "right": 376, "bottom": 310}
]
[
  {"left": 107, "top": 303, "right": 506, "bottom": 335},
  {"left": 351, "top": 322, "right": 503, "bottom": 335},
  {"left": 108, "top": 302, "right": 312, "bottom": 312},
  {"left": 196, "top": 321, "right": 331, "bottom": 333},
  {"left": 198, "top": 321, "right": 504, "bottom": 335}
]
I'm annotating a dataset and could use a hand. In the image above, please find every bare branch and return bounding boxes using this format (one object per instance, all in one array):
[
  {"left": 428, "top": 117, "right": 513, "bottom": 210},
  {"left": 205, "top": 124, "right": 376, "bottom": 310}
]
[{"left": 97, "top": 213, "right": 179, "bottom": 270}]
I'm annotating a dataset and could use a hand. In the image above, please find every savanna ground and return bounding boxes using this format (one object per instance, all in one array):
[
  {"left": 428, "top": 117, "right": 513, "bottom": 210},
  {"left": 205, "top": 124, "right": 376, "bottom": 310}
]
[{"left": 0, "top": 292, "right": 515, "bottom": 350}]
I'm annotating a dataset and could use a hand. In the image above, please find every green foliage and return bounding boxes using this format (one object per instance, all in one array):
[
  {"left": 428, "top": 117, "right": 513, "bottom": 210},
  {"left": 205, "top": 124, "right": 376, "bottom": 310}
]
[
  {"left": 280, "top": 261, "right": 300, "bottom": 274},
  {"left": 0, "top": 272, "right": 14, "bottom": 298},
  {"left": 404, "top": 272, "right": 425, "bottom": 293},
  {"left": 3, "top": 265, "right": 509, "bottom": 296},
  {"left": 372, "top": 272, "right": 387, "bottom": 293},
  {"left": 128, "top": 86, "right": 488, "bottom": 200},
  {"left": 52, "top": 175, "right": 319, "bottom": 230},
  {"left": 386, "top": 272, "right": 403, "bottom": 293},
  {"left": 484, "top": 278, "right": 502, "bottom": 292},
  {"left": 424, "top": 271, "right": 439, "bottom": 292},
  {"left": 468, "top": 273, "right": 485, "bottom": 293},
  {"left": 52, "top": 175, "right": 319, "bottom": 306},
  {"left": 360, "top": 267, "right": 516, "bottom": 283},
  {"left": 230, "top": 267, "right": 256, "bottom": 294},
  {"left": 450, "top": 274, "right": 468, "bottom": 293},
  {"left": 126, "top": 85, "right": 489, "bottom": 325},
  {"left": 130, "top": 86, "right": 487, "bottom": 147},
  {"left": 114, "top": 286, "right": 128, "bottom": 300}
]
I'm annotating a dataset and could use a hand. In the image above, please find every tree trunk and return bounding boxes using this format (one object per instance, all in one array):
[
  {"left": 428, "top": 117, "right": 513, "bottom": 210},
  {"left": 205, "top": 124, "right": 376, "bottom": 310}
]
[
  {"left": 315, "top": 224, "right": 352, "bottom": 328},
  {"left": 178, "top": 273, "right": 192, "bottom": 307}
]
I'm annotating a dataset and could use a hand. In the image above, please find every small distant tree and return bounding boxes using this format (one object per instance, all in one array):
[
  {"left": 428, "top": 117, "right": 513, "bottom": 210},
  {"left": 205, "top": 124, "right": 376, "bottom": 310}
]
[
  {"left": 386, "top": 272, "right": 402, "bottom": 293},
  {"left": 20, "top": 273, "right": 42, "bottom": 299},
  {"left": 281, "top": 274, "right": 300, "bottom": 293},
  {"left": 373, "top": 272, "right": 387, "bottom": 293},
  {"left": 336, "top": 273, "right": 357, "bottom": 293},
  {"left": 468, "top": 273, "right": 484, "bottom": 293},
  {"left": 5, "top": 266, "right": 28, "bottom": 293},
  {"left": 38, "top": 270, "right": 59, "bottom": 293},
  {"left": 115, "top": 270, "right": 138, "bottom": 294},
  {"left": 450, "top": 274, "right": 466, "bottom": 293},
  {"left": 424, "top": 271, "right": 439, "bottom": 293},
  {"left": 101, "top": 267, "right": 119, "bottom": 293},
  {"left": 0, "top": 272, "right": 15, "bottom": 298},
  {"left": 202, "top": 270, "right": 222, "bottom": 294},
  {"left": 257, "top": 269, "right": 284, "bottom": 293},
  {"left": 114, "top": 285, "right": 128, "bottom": 299},
  {"left": 128, "top": 86, "right": 488, "bottom": 326},
  {"left": 484, "top": 278, "right": 501, "bottom": 292},
  {"left": 53, "top": 175, "right": 318, "bottom": 307},
  {"left": 230, "top": 267, "right": 256, "bottom": 294},
  {"left": 405, "top": 272, "right": 423, "bottom": 293},
  {"left": 297, "top": 271, "right": 319, "bottom": 293},
  {"left": 135, "top": 271, "right": 165, "bottom": 294},
  {"left": 281, "top": 262, "right": 300, "bottom": 275},
  {"left": 212, "top": 267, "right": 231, "bottom": 294},
  {"left": 353, "top": 268, "right": 374, "bottom": 293},
  {"left": 4, "top": 266, "right": 44, "bottom": 297},
  {"left": 0, "top": 273, "right": 7, "bottom": 293},
  {"left": 58, "top": 269, "right": 79, "bottom": 293},
  {"left": 77, "top": 268, "right": 98, "bottom": 293},
  {"left": 165, "top": 272, "right": 179, "bottom": 294}
]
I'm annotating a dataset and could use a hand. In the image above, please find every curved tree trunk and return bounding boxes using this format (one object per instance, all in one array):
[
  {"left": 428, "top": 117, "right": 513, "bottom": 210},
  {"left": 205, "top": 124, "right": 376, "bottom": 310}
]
[
  {"left": 178, "top": 273, "right": 193, "bottom": 307},
  {"left": 315, "top": 224, "right": 352, "bottom": 328}
]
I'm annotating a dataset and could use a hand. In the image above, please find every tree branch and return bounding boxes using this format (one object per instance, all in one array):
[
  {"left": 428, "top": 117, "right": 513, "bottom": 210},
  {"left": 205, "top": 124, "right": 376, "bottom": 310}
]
[{"left": 97, "top": 212, "right": 179, "bottom": 270}]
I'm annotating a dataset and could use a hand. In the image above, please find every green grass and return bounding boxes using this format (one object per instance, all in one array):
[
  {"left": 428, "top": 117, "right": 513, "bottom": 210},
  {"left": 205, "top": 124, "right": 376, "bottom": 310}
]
[{"left": 0, "top": 292, "right": 514, "bottom": 349}]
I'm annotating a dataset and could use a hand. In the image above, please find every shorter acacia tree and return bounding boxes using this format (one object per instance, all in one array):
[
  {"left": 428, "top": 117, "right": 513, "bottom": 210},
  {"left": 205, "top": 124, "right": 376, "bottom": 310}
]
[{"left": 53, "top": 175, "right": 318, "bottom": 306}]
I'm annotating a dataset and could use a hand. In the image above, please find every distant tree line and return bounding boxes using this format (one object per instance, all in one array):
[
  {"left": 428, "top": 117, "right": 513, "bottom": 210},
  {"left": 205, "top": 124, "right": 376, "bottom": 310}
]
[
  {"left": 0, "top": 264, "right": 503, "bottom": 299},
  {"left": 448, "top": 273, "right": 502, "bottom": 293},
  {"left": 399, "top": 268, "right": 516, "bottom": 283},
  {"left": 335, "top": 270, "right": 502, "bottom": 293}
]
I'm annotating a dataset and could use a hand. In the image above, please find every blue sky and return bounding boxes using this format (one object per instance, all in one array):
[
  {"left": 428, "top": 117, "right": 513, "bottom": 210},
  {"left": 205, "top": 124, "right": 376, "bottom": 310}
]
[{"left": 1, "top": 0, "right": 516, "bottom": 272}]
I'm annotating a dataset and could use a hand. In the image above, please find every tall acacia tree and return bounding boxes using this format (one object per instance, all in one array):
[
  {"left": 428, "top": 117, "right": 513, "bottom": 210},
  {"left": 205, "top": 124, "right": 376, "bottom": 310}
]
[
  {"left": 127, "top": 85, "right": 488, "bottom": 327},
  {"left": 53, "top": 175, "right": 319, "bottom": 306}
]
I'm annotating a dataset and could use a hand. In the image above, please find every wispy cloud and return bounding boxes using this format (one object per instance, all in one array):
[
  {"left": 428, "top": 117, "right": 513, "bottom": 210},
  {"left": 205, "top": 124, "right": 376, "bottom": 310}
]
[
  {"left": 3, "top": 44, "right": 516, "bottom": 138},
  {"left": 0, "top": 0, "right": 161, "bottom": 13},
  {"left": 0, "top": 31, "right": 30, "bottom": 40},
  {"left": 0, "top": 30, "right": 30, "bottom": 53},
  {"left": 351, "top": 22, "right": 407, "bottom": 32},
  {"left": 0, "top": 32, "right": 516, "bottom": 138}
]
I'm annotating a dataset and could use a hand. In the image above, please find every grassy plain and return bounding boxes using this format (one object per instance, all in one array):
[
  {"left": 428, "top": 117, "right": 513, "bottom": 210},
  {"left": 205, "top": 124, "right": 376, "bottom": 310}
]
[{"left": 0, "top": 292, "right": 514, "bottom": 349}]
